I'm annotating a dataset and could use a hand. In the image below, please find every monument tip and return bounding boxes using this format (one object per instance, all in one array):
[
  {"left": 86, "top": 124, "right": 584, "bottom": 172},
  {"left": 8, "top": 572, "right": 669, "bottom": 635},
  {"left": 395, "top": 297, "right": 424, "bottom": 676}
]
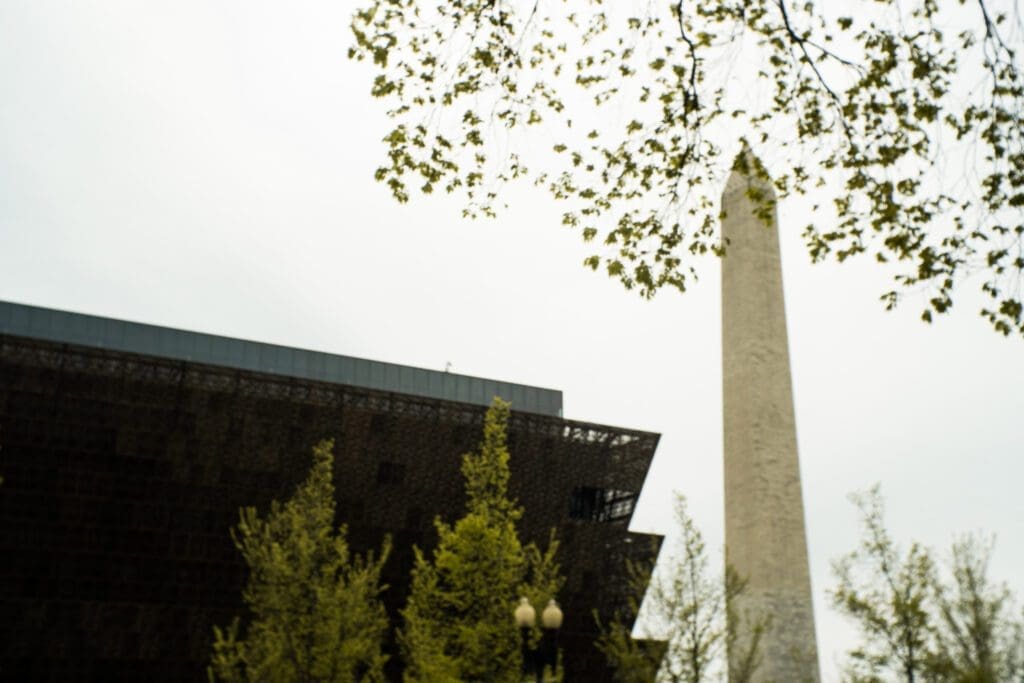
[{"left": 723, "top": 143, "right": 776, "bottom": 203}]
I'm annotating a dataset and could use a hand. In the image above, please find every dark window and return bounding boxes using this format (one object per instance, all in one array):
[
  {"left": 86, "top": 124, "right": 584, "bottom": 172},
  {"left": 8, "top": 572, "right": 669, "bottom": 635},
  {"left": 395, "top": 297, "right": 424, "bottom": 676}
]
[
  {"left": 338, "top": 497, "right": 365, "bottom": 523},
  {"left": 569, "top": 486, "right": 600, "bottom": 520},
  {"left": 569, "top": 487, "right": 637, "bottom": 522},
  {"left": 405, "top": 506, "right": 425, "bottom": 530},
  {"left": 370, "top": 414, "right": 392, "bottom": 436},
  {"left": 376, "top": 461, "right": 406, "bottom": 485},
  {"left": 453, "top": 424, "right": 471, "bottom": 447}
]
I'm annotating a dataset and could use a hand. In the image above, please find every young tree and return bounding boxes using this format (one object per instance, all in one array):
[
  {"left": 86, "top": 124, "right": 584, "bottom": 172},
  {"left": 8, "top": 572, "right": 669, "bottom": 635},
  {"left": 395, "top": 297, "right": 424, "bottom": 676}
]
[
  {"left": 831, "top": 486, "right": 941, "bottom": 682},
  {"left": 931, "top": 534, "right": 1024, "bottom": 683},
  {"left": 350, "top": 0, "right": 1024, "bottom": 337},
  {"left": 399, "top": 398, "right": 564, "bottom": 682},
  {"left": 208, "top": 440, "right": 391, "bottom": 683},
  {"left": 832, "top": 486, "right": 1024, "bottom": 683},
  {"left": 596, "top": 496, "right": 762, "bottom": 683}
]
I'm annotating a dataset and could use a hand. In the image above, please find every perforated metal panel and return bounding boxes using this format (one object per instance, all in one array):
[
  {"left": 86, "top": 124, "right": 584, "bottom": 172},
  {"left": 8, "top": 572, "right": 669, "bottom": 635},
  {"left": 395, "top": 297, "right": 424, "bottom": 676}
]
[{"left": 0, "top": 332, "right": 661, "bottom": 681}]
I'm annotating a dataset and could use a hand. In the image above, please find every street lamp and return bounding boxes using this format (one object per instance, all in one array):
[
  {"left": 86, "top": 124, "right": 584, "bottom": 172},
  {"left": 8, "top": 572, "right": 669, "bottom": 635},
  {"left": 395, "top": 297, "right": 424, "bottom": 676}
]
[
  {"left": 515, "top": 596, "right": 536, "bottom": 629},
  {"left": 514, "top": 597, "right": 563, "bottom": 682},
  {"left": 540, "top": 600, "right": 563, "bottom": 678}
]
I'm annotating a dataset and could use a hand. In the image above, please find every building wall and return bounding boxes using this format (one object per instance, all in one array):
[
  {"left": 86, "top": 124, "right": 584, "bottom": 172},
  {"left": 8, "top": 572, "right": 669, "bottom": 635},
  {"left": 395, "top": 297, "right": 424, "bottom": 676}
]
[{"left": 0, "top": 334, "right": 660, "bottom": 681}]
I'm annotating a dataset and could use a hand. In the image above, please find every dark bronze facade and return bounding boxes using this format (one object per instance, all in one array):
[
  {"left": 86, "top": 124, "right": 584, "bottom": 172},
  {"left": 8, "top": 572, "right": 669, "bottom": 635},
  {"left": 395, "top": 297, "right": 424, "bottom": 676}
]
[{"left": 0, "top": 328, "right": 660, "bottom": 681}]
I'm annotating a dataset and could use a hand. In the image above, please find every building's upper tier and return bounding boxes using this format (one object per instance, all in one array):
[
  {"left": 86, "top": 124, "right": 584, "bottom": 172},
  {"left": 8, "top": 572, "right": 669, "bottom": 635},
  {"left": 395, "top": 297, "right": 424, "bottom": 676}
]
[{"left": 0, "top": 300, "right": 563, "bottom": 417}]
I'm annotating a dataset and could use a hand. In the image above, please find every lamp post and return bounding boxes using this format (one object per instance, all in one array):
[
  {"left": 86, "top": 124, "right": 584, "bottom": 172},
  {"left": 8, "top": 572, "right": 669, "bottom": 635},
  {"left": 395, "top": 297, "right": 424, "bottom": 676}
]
[
  {"left": 539, "top": 599, "right": 563, "bottom": 679},
  {"left": 515, "top": 597, "right": 537, "bottom": 682},
  {"left": 514, "top": 597, "right": 563, "bottom": 682}
]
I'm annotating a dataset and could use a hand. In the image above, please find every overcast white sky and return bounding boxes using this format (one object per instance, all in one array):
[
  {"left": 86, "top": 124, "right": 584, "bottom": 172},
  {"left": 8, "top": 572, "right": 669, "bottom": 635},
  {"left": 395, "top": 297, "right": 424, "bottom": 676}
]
[{"left": 2, "top": 3, "right": 1022, "bottom": 679}]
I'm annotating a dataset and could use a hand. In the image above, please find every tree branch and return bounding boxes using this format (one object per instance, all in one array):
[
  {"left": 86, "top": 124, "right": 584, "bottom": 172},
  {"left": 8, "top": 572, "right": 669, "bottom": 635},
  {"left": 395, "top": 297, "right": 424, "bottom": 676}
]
[
  {"left": 774, "top": 0, "right": 856, "bottom": 139},
  {"left": 675, "top": 0, "right": 700, "bottom": 115}
]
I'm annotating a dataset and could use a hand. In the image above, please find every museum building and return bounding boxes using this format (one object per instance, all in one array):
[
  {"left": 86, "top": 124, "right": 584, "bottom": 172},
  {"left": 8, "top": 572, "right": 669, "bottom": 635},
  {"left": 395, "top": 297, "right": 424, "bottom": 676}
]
[{"left": 0, "top": 300, "right": 661, "bottom": 681}]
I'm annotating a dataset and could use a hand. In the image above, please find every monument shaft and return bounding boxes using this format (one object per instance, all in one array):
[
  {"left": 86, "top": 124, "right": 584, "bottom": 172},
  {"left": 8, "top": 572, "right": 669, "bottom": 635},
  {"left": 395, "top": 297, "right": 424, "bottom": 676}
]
[{"left": 721, "top": 160, "right": 820, "bottom": 682}]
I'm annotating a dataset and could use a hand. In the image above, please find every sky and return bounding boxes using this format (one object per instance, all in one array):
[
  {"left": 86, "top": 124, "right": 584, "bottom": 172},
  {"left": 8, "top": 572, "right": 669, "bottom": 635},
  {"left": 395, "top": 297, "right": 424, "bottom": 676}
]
[{"left": 1, "top": 3, "right": 1022, "bottom": 679}]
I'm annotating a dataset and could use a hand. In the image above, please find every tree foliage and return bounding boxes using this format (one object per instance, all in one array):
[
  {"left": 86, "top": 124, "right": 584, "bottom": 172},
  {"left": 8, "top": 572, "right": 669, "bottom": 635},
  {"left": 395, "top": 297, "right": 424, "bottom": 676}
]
[
  {"left": 831, "top": 487, "right": 941, "bottom": 681},
  {"left": 350, "top": 0, "right": 1024, "bottom": 337},
  {"left": 399, "top": 398, "right": 564, "bottom": 682},
  {"left": 831, "top": 486, "right": 1024, "bottom": 682},
  {"left": 208, "top": 440, "right": 391, "bottom": 683},
  {"left": 596, "top": 496, "right": 762, "bottom": 683},
  {"left": 931, "top": 534, "right": 1024, "bottom": 682}
]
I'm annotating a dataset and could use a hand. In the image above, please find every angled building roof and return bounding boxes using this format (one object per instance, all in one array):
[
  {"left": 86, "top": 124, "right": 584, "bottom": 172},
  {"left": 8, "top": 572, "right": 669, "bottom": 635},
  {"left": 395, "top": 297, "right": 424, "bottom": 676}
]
[{"left": 0, "top": 299, "right": 563, "bottom": 417}]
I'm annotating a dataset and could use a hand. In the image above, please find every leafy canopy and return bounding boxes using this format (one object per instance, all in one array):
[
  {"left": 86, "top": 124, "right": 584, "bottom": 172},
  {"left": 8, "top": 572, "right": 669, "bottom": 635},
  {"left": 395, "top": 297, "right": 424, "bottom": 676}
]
[
  {"left": 209, "top": 439, "right": 391, "bottom": 683},
  {"left": 350, "top": 0, "right": 1024, "bottom": 336}
]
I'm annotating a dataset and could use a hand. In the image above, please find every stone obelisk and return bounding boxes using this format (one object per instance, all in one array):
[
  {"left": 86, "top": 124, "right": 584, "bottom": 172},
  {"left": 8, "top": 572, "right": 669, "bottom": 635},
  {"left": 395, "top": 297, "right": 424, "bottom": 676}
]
[{"left": 721, "top": 152, "right": 820, "bottom": 682}]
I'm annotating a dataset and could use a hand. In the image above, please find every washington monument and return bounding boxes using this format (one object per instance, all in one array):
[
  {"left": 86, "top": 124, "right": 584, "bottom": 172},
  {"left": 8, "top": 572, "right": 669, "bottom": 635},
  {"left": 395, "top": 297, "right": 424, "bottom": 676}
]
[{"left": 721, "top": 152, "right": 820, "bottom": 682}]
